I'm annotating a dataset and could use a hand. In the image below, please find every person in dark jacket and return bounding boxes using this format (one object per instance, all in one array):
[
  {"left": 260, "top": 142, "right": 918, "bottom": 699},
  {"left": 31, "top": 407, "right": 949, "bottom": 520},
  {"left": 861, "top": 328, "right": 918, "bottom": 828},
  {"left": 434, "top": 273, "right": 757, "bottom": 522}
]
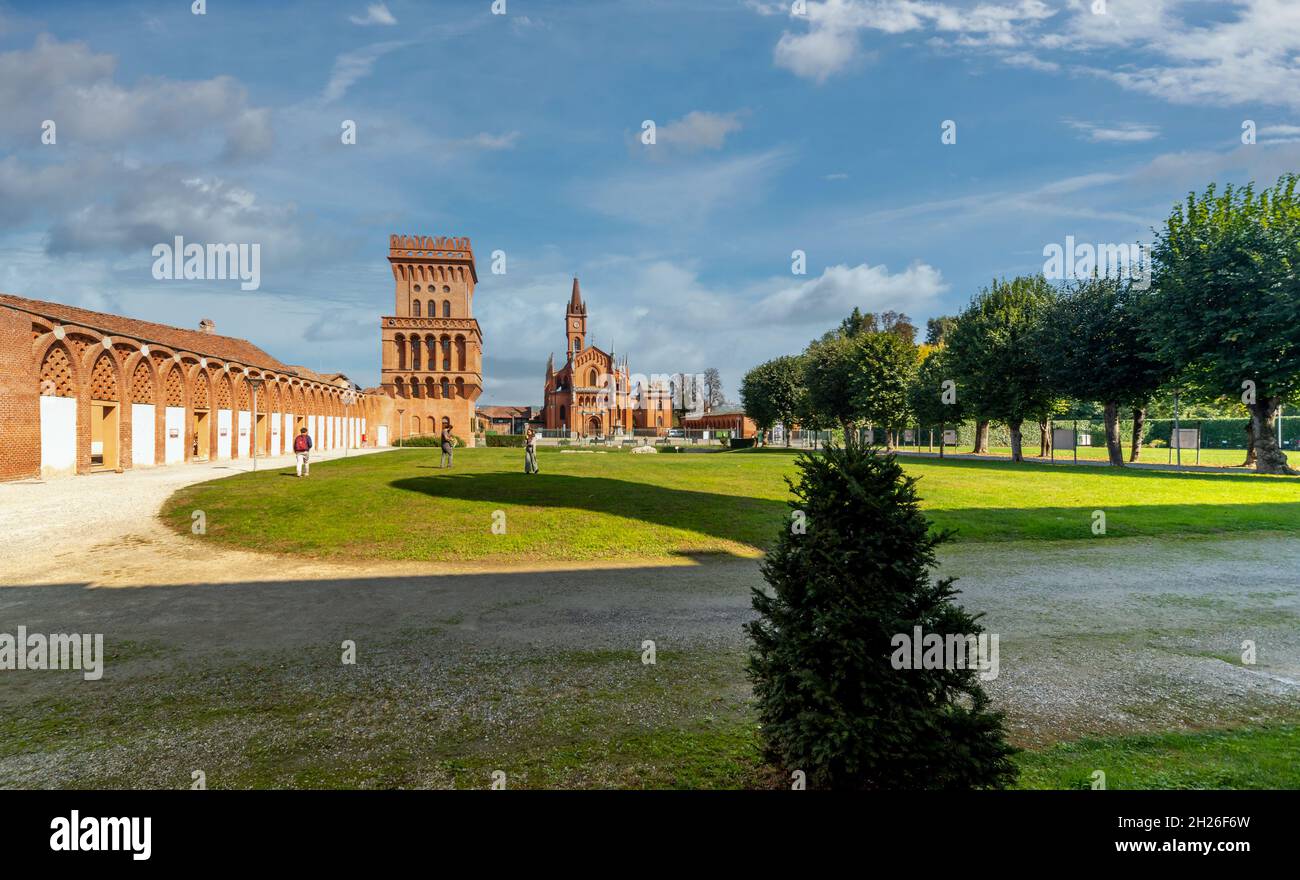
[{"left": 440, "top": 419, "right": 455, "bottom": 469}]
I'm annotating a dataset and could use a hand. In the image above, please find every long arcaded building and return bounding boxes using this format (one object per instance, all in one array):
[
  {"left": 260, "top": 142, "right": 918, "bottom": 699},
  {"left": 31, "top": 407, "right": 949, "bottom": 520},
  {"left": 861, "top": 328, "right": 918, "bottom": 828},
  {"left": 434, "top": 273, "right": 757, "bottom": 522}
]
[{"left": 0, "top": 233, "right": 483, "bottom": 480}]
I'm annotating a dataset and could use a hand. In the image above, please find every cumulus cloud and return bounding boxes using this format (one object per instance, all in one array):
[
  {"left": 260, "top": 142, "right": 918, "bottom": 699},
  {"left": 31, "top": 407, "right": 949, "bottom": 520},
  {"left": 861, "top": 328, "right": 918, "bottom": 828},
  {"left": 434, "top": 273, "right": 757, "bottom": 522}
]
[
  {"left": 0, "top": 35, "right": 273, "bottom": 158},
  {"left": 349, "top": 3, "right": 397, "bottom": 26},
  {"left": 754, "top": 262, "right": 947, "bottom": 323},
  {"left": 44, "top": 174, "right": 302, "bottom": 259},
  {"left": 771, "top": 0, "right": 1054, "bottom": 82},
  {"left": 762, "top": 1, "right": 1300, "bottom": 112},
  {"left": 475, "top": 256, "right": 948, "bottom": 406},
  {"left": 656, "top": 111, "right": 745, "bottom": 152}
]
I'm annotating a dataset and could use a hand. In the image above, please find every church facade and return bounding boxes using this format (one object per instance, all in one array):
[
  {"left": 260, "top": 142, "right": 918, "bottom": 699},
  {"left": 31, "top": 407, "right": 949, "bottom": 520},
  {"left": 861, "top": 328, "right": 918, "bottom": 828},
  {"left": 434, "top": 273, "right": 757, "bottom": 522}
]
[{"left": 540, "top": 279, "right": 671, "bottom": 437}]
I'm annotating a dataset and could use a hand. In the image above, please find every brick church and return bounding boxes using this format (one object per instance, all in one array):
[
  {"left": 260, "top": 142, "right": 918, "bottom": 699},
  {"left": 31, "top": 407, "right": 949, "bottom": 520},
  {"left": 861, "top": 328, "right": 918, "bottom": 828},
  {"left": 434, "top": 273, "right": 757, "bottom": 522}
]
[{"left": 540, "top": 278, "right": 671, "bottom": 437}]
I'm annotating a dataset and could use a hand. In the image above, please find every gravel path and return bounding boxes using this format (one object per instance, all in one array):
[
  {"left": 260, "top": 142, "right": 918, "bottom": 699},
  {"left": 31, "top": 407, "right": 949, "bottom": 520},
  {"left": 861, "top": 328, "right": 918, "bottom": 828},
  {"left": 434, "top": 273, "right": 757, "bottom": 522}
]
[{"left": 1, "top": 454, "right": 1298, "bottom": 787}]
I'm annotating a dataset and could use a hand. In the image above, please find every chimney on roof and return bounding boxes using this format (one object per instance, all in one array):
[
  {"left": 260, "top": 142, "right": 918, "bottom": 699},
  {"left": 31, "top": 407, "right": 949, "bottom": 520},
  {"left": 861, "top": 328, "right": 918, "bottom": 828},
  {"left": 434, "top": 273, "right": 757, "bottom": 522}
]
[{"left": 198, "top": 318, "right": 216, "bottom": 334}]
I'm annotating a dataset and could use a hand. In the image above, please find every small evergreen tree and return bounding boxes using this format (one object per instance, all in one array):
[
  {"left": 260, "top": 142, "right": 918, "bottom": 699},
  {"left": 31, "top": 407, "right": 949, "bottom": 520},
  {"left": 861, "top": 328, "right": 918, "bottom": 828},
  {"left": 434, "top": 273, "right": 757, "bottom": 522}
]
[{"left": 746, "top": 443, "right": 1017, "bottom": 789}]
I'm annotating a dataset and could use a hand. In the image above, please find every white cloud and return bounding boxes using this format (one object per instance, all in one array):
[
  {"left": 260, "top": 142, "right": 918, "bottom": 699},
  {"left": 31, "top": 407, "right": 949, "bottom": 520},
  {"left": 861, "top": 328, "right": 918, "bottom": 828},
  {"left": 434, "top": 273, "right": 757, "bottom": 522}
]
[
  {"left": 771, "top": 0, "right": 1056, "bottom": 82},
  {"left": 349, "top": 3, "right": 397, "bottom": 26},
  {"left": 0, "top": 35, "right": 273, "bottom": 157},
  {"left": 1001, "top": 51, "right": 1058, "bottom": 72},
  {"left": 656, "top": 111, "right": 745, "bottom": 152},
  {"left": 1065, "top": 119, "right": 1161, "bottom": 143},
  {"left": 466, "top": 131, "right": 521, "bottom": 150},
  {"left": 761, "top": 0, "right": 1300, "bottom": 112},
  {"left": 754, "top": 262, "right": 947, "bottom": 323},
  {"left": 475, "top": 256, "right": 948, "bottom": 406},
  {"left": 323, "top": 41, "right": 407, "bottom": 103}
]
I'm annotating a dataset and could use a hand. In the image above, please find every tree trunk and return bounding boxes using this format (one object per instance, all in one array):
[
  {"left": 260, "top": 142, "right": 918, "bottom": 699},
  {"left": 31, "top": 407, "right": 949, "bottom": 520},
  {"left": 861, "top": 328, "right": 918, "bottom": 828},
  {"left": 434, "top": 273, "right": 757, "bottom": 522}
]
[
  {"left": 1008, "top": 419, "right": 1024, "bottom": 461},
  {"left": 841, "top": 419, "right": 855, "bottom": 449},
  {"left": 1103, "top": 401, "right": 1124, "bottom": 466},
  {"left": 972, "top": 420, "right": 990, "bottom": 454},
  {"left": 939, "top": 423, "right": 945, "bottom": 459},
  {"left": 1241, "top": 421, "right": 1256, "bottom": 468},
  {"left": 1129, "top": 406, "right": 1145, "bottom": 462},
  {"left": 1039, "top": 420, "right": 1051, "bottom": 457},
  {"left": 1248, "top": 398, "right": 1294, "bottom": 474}
]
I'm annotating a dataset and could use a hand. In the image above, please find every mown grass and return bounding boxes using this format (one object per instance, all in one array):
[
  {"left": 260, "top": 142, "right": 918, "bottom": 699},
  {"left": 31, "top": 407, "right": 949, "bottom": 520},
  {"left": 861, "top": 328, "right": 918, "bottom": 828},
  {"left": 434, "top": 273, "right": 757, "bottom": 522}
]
[
  {"left": 161, "top": 446, "right": 1300, "bottom": 564},
  {"left": 1015, "top": 725, "right": 1300, "bottom": 789}
]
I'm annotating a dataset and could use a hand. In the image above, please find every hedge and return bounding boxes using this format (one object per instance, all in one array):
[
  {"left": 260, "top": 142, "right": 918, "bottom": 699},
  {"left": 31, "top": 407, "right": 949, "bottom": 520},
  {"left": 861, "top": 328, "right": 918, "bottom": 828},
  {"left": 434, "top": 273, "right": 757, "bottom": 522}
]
[{"left": 484, "top": 434, "right": 526, "bottom": 447}]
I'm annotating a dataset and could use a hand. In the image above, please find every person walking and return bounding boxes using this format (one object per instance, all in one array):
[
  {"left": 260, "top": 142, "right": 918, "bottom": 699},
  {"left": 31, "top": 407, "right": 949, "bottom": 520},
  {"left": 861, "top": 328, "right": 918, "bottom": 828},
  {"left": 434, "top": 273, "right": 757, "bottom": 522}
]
[
  {"left": 440, "top": 418, "right": 455, "bottom": 469},
  {"left": 524, "top": 427, "right": 539, "bottom": 474},
  {"left": 293, "top": 426, "right": 313, "bottom": 477}
]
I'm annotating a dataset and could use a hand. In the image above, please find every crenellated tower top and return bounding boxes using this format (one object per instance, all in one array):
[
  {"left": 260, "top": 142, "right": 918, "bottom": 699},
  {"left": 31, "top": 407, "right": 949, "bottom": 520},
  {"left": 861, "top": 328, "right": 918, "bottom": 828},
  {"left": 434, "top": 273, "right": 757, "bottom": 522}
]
[{"left": 388, "top": 234, "right": 477, "bottom": 283}]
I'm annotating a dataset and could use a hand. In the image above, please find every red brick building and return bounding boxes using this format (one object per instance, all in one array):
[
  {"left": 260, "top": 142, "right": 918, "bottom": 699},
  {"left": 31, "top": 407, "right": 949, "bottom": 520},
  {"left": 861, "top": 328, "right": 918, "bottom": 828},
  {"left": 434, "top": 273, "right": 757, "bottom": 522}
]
[
  {"left": 477, "top": 405, "right": 535, "bottom": 435},
  {"left": 368, "top": 234, "right": 483, "bottom": 444},
  {"left": 539, "top": 278, "right": 671, "bottom": 437},
  {"left": 0, "top": 232, "right": 485, "bottom": 480},
  {"left": 0, "top": 293, "right": 376, "bottom": 481},
  {"left": 682, "top": 405, "right": 758, "bottom": 439}
]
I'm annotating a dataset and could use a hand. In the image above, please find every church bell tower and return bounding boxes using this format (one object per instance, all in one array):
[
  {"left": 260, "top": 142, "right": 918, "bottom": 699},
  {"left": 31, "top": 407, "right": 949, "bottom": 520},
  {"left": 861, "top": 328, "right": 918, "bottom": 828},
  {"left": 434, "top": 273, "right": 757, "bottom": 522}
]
[{"left": 566, "top": 277, "right": 586, "bottom": 361}]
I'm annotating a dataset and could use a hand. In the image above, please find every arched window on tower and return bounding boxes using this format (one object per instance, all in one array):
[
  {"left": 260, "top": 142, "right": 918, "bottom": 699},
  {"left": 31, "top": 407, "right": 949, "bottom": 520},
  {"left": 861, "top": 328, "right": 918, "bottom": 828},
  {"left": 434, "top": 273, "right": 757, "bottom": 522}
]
[
  {"left": 395, "top": 335, "right": 406, "bottom": 370},
  {"left": 440, "top": 377, "right": 451, "bottom": 399},
  {"left": 442, "top": 300, "right": 451, "bottom": 318},
  {"left": 588, "top": 368, "right": 598, "bottom": 387},
  {"left": 441, "top": 338, "right": 451, "bottom": 371},
  {"left": 428, "top": 300, "right": 435, "bottom": 317},
  {"left": 411, "top": 337, "right": 421, "bottom": 370},
  {"left": 412, "top": 299, "right": 421, "bottom": 317}
]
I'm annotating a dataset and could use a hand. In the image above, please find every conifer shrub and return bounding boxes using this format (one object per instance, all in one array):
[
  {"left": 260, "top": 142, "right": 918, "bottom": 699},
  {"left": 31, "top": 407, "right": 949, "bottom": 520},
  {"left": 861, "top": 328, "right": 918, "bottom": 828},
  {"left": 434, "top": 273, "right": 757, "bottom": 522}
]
[{"left": 746, "top": 442, "right": 1017, "bottom": 789}]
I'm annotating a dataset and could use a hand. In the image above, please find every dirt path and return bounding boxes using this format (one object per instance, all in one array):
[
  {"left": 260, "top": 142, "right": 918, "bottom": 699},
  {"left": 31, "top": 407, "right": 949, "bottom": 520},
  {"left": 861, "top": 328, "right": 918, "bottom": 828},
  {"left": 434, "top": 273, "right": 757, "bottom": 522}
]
[{"left": 0, "top": 448, "right": 709, "bottom": 587}]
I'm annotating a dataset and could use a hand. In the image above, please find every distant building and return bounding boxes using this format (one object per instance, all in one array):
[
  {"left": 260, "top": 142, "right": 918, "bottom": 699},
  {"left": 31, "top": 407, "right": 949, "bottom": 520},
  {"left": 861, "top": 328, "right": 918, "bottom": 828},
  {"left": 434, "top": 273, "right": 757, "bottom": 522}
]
[
  {"left": 478, "top": 405, "right": 535, "bottom": 435},
  {"left": 539, "top": 278, "right": 672, "bottom": 437},
  {"left": 682, "top": 404, "right": 757, "bottom": 439}
]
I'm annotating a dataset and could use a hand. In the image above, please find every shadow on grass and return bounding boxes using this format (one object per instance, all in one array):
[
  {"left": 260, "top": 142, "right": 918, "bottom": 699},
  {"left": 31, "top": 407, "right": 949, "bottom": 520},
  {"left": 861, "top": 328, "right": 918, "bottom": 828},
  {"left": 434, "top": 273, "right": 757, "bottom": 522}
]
[
  {"left": 898, "top": 453, "right": 1299, "bottom": 485},
  {"left": 390, "top": 471, "right": 790, "bottom": 551}
]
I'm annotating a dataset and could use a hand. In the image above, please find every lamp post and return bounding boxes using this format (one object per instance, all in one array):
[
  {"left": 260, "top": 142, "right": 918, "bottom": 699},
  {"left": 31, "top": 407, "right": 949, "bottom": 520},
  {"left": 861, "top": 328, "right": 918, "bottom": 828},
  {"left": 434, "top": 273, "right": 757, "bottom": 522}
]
[
  {"left": 397, "top": 408, "right": 405, "bottom": 448},
  {"left": 247, "top": 377, "right": 264, "bottom": 472}
]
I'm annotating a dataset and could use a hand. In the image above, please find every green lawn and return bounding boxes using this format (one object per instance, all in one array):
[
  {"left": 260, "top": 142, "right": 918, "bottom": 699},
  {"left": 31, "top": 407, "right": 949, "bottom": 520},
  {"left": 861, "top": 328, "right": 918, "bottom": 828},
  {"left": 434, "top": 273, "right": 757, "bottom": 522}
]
[
  {"left": 161, "top": 446, "right": 1300, "bottom": 564},
  {"left": 1015, "top": 724, "right": 1300, "bottom": 790},
  {"left": 915, "top": 444, "right": 1254, "bottom": 468}
]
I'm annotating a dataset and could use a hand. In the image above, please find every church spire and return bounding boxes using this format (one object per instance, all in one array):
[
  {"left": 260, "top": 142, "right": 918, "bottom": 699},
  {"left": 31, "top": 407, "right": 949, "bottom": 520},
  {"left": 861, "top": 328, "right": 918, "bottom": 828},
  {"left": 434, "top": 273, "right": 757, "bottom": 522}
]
[{"left": 569, "top": 277, "right": 585, "bottom": 314}]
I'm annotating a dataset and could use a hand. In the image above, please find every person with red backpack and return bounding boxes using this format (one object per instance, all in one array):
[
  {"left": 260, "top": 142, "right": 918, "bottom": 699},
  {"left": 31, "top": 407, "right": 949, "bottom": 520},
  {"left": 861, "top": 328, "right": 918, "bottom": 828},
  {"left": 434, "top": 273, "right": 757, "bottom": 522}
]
[{"left": 293, "top": 427, "right": 313, "bottom": 477}]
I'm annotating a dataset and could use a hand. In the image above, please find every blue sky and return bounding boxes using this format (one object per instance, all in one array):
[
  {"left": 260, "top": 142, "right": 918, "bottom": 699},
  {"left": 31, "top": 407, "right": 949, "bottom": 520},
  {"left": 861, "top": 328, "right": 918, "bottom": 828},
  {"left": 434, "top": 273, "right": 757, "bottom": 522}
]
[{"left": 2, "top": 0, "right": 1299, "bottom": 404}]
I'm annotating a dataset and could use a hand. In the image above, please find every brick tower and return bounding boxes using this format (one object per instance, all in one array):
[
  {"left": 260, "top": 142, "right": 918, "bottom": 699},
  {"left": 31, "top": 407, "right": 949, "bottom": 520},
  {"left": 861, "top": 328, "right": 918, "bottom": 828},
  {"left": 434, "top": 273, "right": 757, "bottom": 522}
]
[{"left": 377, "top": 234, "right": 483, "bottom": 443}]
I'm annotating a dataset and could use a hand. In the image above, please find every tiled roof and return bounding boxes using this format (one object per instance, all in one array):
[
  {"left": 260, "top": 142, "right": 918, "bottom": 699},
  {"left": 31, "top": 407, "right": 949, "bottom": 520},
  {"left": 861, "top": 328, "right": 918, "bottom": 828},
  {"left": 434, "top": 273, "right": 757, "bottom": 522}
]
[
  {"left": 478, "top": 405, "right": 533, "bottom": 419},
  {"left": 1, "top": 292, "right": 338, "bottom": 381}
]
